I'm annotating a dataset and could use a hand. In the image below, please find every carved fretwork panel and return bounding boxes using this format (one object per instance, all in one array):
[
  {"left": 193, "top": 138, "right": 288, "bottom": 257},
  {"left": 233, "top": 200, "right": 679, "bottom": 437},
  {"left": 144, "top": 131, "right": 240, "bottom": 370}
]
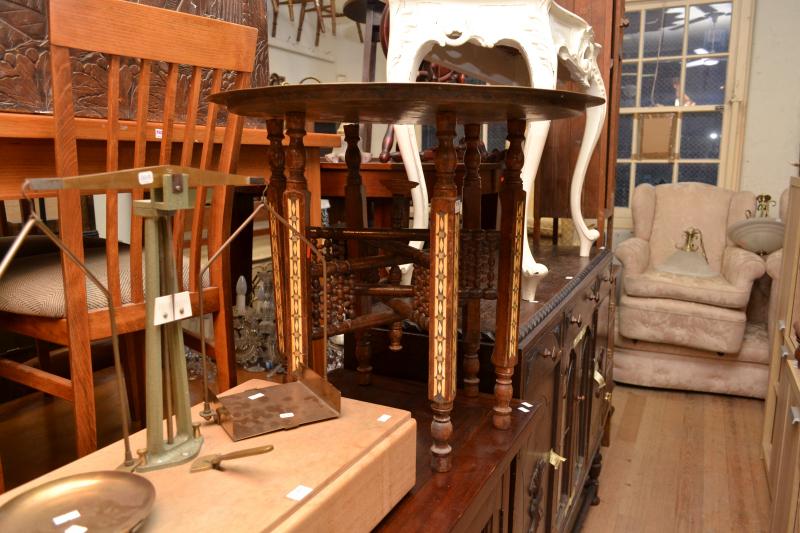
[{"left": 0, "top": 0, "right": 268, "bottom": 124}]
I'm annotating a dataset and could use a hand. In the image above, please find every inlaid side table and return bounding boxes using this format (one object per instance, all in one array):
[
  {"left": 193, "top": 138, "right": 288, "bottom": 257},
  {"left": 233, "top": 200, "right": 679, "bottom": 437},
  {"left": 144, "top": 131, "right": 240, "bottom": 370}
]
[{"left": 210, "top": 82, "right": 602, "bottom": 472}]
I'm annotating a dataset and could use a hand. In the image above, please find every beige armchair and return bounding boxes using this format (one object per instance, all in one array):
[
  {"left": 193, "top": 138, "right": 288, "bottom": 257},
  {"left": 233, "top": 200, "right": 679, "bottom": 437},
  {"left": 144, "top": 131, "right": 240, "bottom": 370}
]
[{"left": 616, "top": 183, "right": 765, "bottom": 355}]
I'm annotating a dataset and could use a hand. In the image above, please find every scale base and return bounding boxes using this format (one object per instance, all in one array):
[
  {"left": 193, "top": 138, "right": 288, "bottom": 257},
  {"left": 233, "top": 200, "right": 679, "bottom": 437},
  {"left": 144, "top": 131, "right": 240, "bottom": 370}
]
[{"left": 134, "top": 434, "right": 204, "bottom": 473}]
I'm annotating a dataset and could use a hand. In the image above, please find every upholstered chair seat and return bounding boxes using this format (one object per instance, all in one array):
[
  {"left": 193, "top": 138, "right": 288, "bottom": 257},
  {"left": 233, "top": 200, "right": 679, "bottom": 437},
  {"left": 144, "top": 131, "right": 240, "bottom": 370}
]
[
  {"left": 0, "top": 249, "right": 208, "bottom": 318},
  {"left": 616, "top": 183, "right": 766, "bottom": 354}
]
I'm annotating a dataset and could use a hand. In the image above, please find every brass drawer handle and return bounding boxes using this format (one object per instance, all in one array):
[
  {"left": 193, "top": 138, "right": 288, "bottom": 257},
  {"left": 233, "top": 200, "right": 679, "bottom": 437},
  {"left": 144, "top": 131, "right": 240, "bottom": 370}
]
[
  {"left": 541, "top": 347, "right": 559, "bottom": 360},
  {"left": 587, "top": 291, "right": 600, "bottom": 302},
  {"left": 570, "top": 314, "right": 582, "bottom": 327},
  {"left": 792, "top": 406, "right": 800, "bottom": 425},
  {"left": 779, "top": 320, "right": 787, "bottom": 333},
  {"left": 782, "top": 345, "right": 790, "bottom": 359}
]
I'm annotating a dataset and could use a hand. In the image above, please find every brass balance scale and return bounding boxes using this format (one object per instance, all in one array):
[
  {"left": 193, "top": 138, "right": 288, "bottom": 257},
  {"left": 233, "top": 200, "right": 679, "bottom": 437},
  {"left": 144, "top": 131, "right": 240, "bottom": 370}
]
[{"left": 0, "top": 165, "right": 340, "bottom": 531}]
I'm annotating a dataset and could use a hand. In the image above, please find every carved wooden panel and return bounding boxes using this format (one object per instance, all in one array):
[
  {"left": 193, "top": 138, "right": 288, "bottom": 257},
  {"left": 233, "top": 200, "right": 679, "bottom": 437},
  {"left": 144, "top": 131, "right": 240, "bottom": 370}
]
[{"left": 0, "top": 0, "right": 268, "bottom": 123}]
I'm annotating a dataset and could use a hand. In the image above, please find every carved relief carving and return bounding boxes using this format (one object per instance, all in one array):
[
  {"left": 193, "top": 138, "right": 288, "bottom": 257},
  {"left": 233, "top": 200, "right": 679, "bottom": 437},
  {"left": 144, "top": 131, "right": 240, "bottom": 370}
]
[
  {"left": 0, "top": 0, "right": 268, "bottom": 124},
  {"left": 528, "top": 457, "right": 547, "bottom": 533}
]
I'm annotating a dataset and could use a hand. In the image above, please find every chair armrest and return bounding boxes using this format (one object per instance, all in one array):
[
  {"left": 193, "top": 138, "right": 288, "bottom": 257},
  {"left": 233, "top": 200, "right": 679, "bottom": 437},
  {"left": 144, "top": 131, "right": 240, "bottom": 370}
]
[
  {"left": 614, "top": 237, "right": 650, "bottom": 276},
  {"left": 766, "top": 249, "right": 782, "bottom": 281},
  {"left": 722, "top": 246, "right": 766, "bottom": 289}
]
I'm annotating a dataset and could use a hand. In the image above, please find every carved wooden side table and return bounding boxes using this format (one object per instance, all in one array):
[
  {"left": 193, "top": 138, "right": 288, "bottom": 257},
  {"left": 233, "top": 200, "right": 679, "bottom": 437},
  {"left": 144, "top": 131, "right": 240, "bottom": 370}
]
[{"left": 210, "top": 82, "right": 602, "bottom": 472}]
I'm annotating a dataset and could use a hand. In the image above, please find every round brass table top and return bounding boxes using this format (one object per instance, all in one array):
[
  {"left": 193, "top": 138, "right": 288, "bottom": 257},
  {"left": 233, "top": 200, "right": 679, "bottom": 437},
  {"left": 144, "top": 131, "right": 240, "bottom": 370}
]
[{"left": 209, "top": 82, "right": 604, "bottom": 125}]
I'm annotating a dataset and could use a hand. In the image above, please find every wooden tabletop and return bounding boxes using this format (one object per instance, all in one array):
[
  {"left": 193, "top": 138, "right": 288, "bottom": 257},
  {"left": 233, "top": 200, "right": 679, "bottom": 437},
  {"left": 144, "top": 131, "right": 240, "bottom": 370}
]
[{"left": 209, "top": 82, "right": 604, "bottom": 125}]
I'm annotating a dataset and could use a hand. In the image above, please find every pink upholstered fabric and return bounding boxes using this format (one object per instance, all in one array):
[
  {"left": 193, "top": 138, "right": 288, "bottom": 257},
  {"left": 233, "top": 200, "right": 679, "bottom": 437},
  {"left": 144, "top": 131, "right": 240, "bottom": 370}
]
[
  {"left": 618, "top": 293, "right": 747, "bottom": 353},
  {"left": 624, "top": 270, "right": 751, "bottom": 309}
]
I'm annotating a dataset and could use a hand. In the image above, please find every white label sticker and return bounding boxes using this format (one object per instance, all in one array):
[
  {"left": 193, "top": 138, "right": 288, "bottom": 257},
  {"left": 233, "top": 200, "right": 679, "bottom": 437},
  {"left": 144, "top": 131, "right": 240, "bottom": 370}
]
[
  {"left": 248, "top": 392, "right": 265, "bottom": 400},
  {"left": 565, "top": 276, "right": 574, "bottom": 280},
  {"left": 53, "top": 510, "right": 80, "bottom": 526},
  {"left": 138, "top": 170, "right": 154, "bottom": 185},
  {"left": 155, "top": 128, "right": 163, "bottom": 139},
  {"left": 279, "top": 412, "right": 295, "bottom": 419},
  {"left": 65, "top": 526, "right": 88, "bottom": 533},
  {"left": 521, "top": 402, "right": 533, "bottom": 408},
  {"left": 518, "top": 406, "right": 530, "bottom": 413},
  {"left": 377, "top": 414, "right": 391, "bottom": 423},
  {"left": 286, "top": 484, "right": 313, "bottom": 501}
]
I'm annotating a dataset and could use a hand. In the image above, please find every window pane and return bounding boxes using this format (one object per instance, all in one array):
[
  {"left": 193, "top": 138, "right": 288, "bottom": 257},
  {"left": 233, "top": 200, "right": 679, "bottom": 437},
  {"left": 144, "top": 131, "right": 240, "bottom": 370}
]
[
  {"left": 678, "top": 163, "right": 718, "bottom": 185},
  {"left": 684, "top": 57, "right": 727, "bottom": 105},
  {"left": 621, "top": 63, "right": 638, "bottom": 107},
  {"left": 640, "top": 60, "right": 681, "bottom": 107},
  {"left": 688, "top": 3, "right": 732, "bottom": 55},
  {"left": 623, "top": 11, "right": 641, "bottom": 59},
  {"left": 643, "top": 8, "right": 685, "bottom": 58},
  {"left": 680, "top": 112, "right": 722, "bottom": 159},
  {"left": 636, "top": 163, "right": 673, "bottom": 186},
  {"left": 618, "top": 115, "right": 633, "bottom": 159},
  {"left": 615, "top": 163, "right": 631, "bottom": 207}
]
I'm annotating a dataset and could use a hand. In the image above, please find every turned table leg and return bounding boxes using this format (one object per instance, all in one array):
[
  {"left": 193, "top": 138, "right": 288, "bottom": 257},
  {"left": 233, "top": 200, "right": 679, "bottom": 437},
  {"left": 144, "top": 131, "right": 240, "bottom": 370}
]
[
  {"left": 461, "top": 123, "right": 482, "bottom": 397},
  {"left": 429, "top": 111, "right": 459, "bottom": 472},
  {"left": 343, "top": 123, "right": 373, "bottom": 385},
  {"left": 283, "top": 112, "right": 312, "bottom": 379},
  {"left": 266, "top": 119, "right": 289, "bottom": 366},
  {"left": 491, "top": 118, "right": 527, "bottom": 430}
]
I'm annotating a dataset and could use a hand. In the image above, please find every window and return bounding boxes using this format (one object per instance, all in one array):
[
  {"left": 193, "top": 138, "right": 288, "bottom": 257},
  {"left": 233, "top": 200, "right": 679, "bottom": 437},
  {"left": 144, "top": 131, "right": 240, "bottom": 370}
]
[{"left": 614, "top": 0, "right": 753, "bottom": 220}]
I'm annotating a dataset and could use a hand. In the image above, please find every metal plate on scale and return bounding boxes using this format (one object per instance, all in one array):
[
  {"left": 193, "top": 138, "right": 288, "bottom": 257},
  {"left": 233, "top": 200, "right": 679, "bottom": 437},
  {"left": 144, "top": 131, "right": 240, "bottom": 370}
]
[
  {"left": 214, "top": 368, "right": 342, "bottom": 441},
  {"left": 0, "top": 471, "right": 155, "bottom": 532}
]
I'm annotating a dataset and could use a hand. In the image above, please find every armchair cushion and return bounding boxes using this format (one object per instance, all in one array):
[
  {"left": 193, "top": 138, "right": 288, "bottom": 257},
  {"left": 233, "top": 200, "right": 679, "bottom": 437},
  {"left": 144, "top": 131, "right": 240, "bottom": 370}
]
[
  {"left": 619, "top": 293, "right": 747, "bottom": 353},
  {"left": 624, "top": 269, "right": 753, "bottom": 309},
  {"left": 721, "top": 246, "right": 766, "bottom": 290},
  {"left": 614, "top": 237, "right": 650, "bottom": 276}
]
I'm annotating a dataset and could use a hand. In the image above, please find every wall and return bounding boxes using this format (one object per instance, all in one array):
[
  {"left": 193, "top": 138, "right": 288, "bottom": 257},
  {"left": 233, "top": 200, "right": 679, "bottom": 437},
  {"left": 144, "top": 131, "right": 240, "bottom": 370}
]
[
  {"left": 739, "top": 0, "right": 800, "bottom": 208},
  {"left": 268, "top": 7, "right": 365, "bottom": 84}
]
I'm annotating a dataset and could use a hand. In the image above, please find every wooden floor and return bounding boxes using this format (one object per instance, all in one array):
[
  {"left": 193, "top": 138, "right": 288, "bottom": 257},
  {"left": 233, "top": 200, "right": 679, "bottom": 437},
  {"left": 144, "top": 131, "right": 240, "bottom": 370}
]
[{"left": 584, "top": 385, "right": 770, "bottom": 533}]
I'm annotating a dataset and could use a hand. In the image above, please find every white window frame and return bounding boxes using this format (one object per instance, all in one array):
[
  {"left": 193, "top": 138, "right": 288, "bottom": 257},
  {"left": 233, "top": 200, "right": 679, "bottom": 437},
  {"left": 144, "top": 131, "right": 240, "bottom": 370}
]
[{"left": 614, "top": 0, "right": 755, "bottom": 230}]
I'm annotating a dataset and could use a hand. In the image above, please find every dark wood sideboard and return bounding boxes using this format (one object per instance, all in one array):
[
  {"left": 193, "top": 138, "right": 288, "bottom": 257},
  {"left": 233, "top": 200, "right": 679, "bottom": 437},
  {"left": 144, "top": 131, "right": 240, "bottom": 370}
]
[{"left": 337, "top": 243, "right": 617, "bottom": 532}]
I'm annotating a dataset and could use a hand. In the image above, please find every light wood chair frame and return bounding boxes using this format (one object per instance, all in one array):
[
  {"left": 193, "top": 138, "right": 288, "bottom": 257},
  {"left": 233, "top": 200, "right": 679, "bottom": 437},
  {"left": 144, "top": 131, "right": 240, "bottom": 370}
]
[{"left": 0, "top": 0, "right": 257, "bottom": 457}]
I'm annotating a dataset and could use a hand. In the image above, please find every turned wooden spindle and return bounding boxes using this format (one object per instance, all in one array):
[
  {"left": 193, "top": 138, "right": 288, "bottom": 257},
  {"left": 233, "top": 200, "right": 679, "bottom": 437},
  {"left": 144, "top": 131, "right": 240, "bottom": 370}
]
[
  {"left": 462, "top": 123, "right": 482, "bottom": 397},
  {"left": 491, "top": 117, "right": 527, "bottom": 430},
  {"left": 266, "top": 118, "right": 288, "bottom": 363},
  {"left": 343, "top": 123, "right": 373, "bottom": 385},
  {"left": 283, "top": 112, "right": 312, "bottom": 380},
  {"left": 429, "top": 111, "right": 459, "bottom": 472}
]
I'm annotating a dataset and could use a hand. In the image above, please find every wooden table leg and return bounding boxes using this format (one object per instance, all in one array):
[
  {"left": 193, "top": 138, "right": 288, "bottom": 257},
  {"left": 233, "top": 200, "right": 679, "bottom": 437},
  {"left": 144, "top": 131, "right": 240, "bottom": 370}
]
[
  {"left": 283, "top": 112, "right": 312, "bottom": 379},
  {"left": 343, "top": 123, "right": 374, "bottom": 385},
  {"left": 491, "top": 118, "right": 526, "bottom": 430},
  {"left": 429, "top": 111, "right": 459, "bottom": 472},
  {"left": 266, "top": 119, "right": 289, "bottom": 367},
  {"left": 461, "top": 123, "right": 482, "bottom": 397}
]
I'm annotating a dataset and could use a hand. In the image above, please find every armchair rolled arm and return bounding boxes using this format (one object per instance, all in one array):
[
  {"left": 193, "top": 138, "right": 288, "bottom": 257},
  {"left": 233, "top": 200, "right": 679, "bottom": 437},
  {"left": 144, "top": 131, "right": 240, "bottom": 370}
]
[
  {"left": 615, "top": 237, "right": 650, "bottom": 276},
  {"left": 765, "top": 249, "right": 782, "bottom": 281},
  {"left": 722, "top": 246, "right": 766, "bottom": 289}
]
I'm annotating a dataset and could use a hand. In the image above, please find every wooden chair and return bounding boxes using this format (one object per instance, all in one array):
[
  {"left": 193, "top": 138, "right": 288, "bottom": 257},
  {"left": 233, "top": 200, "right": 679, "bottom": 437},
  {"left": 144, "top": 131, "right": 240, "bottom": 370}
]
[
  {"left": 272, "top": 0, "right": 297, "bottom": 37},
  {"left": 0, "top": 0, "right": 257, "bottom": 457},
  {"left": 296, "top": 0, "right": 338, "bottom": 45}
]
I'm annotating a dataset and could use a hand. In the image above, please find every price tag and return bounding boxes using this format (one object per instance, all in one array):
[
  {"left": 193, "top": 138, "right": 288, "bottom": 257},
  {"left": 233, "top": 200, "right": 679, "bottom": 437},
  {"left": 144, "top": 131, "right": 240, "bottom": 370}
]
[
  {"left": 248, "top": 392, "right": 265, "bottom": 400},
  {"left": 377, "top": 414, "right": 391, "bottom": 423},
  {"left": 286, "top": 485, "right": 313, "bottom": 501},
  {"left": 280, "top": 412, "right": 295, "bottom": 419}
]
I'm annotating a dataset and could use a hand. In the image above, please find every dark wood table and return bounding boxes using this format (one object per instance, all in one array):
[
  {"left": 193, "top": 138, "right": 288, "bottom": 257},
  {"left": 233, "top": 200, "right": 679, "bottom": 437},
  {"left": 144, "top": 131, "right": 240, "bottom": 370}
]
[{"left": 210, "top": 82, "right": 602, "bottom": 473}]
